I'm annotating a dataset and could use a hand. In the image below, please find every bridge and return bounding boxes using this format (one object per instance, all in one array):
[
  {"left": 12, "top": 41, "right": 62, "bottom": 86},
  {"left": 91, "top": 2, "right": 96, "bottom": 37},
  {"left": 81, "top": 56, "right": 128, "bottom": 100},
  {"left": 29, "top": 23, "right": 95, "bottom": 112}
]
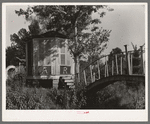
[{"left": 81, "top": 45, "right": 145, "bottom": 93}]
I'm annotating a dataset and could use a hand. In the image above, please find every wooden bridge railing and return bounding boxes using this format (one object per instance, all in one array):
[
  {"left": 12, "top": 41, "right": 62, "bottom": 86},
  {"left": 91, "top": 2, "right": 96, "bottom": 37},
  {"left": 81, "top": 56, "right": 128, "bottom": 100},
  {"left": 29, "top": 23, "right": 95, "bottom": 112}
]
[{"left": 80, "top": 45, "right": 145, "bottom": 86}]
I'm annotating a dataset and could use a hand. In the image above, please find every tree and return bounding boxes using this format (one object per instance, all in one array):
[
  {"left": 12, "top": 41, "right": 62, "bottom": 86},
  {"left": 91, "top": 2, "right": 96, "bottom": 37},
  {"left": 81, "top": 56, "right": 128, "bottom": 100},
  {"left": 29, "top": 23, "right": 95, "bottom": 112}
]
[
  {"left": 131, "top": 42, "right": 145, "bottom": 74},
  {"left": 6, "top": 28, "right": 31, "bottom": 66},
  {"left": 107, "top": 47, "right": 123, "bottom": 75},
  {"left": 7, "top": 28, "right": 30, "bottom": 66},
  {"left": 108, "top": 47, "right": 123, "bottom": 64},
  {"left": 10, "top": 28, "right": 30, "bottom": 54},
  {"left": 7, "top": 16, "right": 42, "bottom": 66},
  {"left": 15, "top": 5, "right": 113, "bottom": 87},
  {"left": 6, "top": 46, "right": 18, "bottom": 67}
]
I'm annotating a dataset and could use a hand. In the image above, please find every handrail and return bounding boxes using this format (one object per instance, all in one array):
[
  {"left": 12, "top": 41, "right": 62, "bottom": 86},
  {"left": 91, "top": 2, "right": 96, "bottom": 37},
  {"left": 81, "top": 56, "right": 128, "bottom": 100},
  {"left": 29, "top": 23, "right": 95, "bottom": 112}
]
[
  {"left": 81, "top": 49, "right": 145, "bottom": 73},
  {"left": 80, "top": 48, "right": 145, "bottom": 85},
  {"left": 81, "top": 55, "right": 106, "bottom": 73}
]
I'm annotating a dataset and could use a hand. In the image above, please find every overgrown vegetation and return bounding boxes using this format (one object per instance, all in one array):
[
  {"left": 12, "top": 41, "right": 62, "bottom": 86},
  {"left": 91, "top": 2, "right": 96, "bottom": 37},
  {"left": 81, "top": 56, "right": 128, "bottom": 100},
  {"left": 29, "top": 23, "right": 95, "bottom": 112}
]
[
  {"left": 6, "top": 5, "right": 145, "bottom": 109},
  {"left": 6, "top": 74, "right": 87, "bottom": 109},
  {"left": 6, "top": 72, "right": 145, "bottom": 109},
  {"left": 82, "top": 81, "right": 145, "bottom": 109}
]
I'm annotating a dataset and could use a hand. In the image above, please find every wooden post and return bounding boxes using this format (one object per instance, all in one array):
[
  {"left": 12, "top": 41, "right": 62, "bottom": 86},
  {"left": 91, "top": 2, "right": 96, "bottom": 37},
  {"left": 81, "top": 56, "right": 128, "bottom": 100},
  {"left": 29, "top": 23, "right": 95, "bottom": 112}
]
[
  {"left": 105, "top": 57, "right": 107, "bottom": 77},
  {"left": 90, "top": 65, "right": 93, "bottom": 83},
  {"left": 128, "top": 52, "right": 131, "bottom": 75},
  {"left": 140, "top": 46, "right": 144, "bottom": 74},
  {"left": 112, "top": 60, "right": 114, "bottom": 75},
  {"left": 115, "top": 55, "right": 119, "bottom": 74},
  {"left": 106, "top": 56, "right": 109, "bottom": 77},
  {"left": 130, "top": 53, "right": 133, "bottom": 75},
  {"left": 124, "top": 45, "right": 129, "bottom": 75},
  {"left": 83, "top": 70, "right": 87, "bottom": 85},
  {"left": 120, "top": 56, "right": 123, "bottom": 75},
  {"left": 93, "top": 72, "right": 95, "bottom": 82},
  {"left": 97, "top": 60, "right": 100, "bottom": 79}
]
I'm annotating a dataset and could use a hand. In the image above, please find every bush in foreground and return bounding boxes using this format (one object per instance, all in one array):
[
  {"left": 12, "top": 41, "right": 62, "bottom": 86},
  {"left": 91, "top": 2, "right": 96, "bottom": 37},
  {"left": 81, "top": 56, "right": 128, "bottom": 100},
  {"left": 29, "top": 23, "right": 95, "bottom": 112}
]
[
  {"left": 6, "top": 73, "right": 145, "bottom": 109},
  {"left": 83, "top": 81, "right": 145, "bottom": 109},
  {"left": 6, "top": 77, "right": 86, "bottom": 109}
]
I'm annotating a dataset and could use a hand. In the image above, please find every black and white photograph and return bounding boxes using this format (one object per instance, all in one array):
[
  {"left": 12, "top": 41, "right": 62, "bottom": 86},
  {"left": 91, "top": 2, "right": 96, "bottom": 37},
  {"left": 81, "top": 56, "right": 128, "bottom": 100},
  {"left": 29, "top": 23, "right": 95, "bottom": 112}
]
[{"left": 2, "top": 2, "right": 148, "bottom": 121}]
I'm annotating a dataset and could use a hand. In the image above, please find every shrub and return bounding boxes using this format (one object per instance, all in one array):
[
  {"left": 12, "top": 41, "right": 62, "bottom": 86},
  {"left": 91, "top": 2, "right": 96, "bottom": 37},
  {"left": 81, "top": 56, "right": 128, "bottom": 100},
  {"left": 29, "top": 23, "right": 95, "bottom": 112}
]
[
  {"left": 6, "top": 73, "right": 87, "bottom": 109},
  {"left": 83, "top": 81, "right": 145, "bottom": 109},
  {"left": 6, "top": 70, "right": 144, "bottom": 109}
]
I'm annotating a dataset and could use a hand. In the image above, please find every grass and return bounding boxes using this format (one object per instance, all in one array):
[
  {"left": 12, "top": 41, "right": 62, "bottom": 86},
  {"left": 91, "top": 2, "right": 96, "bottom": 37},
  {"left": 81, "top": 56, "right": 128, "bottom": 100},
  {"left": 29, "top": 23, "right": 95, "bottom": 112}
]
[
  {"left": 6, "top": 75, "right": 86, "bottom": 109},
  {"left": 84, "top": 81, "right": 145, "bottom": 109},
  {"left": 6, "top": 73, "right": 145, "bottom": 109}
]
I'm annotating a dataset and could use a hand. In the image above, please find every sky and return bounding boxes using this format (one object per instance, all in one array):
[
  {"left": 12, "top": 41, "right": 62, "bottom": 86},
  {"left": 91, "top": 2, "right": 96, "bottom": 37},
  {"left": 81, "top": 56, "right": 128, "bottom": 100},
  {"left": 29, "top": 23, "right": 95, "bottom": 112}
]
[{"left": 5, "top": 4, "right": 146, "bottom": 54}]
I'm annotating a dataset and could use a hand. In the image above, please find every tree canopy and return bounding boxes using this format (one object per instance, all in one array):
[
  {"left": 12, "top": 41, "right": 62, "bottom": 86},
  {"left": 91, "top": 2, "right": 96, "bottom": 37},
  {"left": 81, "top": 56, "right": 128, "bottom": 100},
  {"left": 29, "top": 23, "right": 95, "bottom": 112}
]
[
  {"left": 8, "top": 5, "right": 113, "bottom": 85},
  {"left": 15, "top": 5, "right": 112, "bottom": 59}
]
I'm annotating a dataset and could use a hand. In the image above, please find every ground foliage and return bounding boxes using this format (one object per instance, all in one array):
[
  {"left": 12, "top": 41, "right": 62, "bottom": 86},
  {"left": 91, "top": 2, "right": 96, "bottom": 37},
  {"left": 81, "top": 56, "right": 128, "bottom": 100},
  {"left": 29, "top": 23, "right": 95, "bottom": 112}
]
[
  {"left": 6, "top": 72, "right": 145, "bottom": 109},
  {"left": 6, "top": 74, "right": 86, "bottom": 109},
  {"left": 83, "top": 81, "right": 145, "bottom": 109}
]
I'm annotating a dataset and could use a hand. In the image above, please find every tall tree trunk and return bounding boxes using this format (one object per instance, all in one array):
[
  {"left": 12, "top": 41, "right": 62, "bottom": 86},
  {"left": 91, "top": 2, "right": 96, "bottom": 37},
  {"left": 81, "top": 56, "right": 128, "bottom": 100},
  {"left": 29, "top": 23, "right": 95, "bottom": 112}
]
[
  {"left": 74, "top": 55, "right": 80, "bottom": 88},
  {"left": 74, "top": 5, "right": 80, "bottom": 88}
]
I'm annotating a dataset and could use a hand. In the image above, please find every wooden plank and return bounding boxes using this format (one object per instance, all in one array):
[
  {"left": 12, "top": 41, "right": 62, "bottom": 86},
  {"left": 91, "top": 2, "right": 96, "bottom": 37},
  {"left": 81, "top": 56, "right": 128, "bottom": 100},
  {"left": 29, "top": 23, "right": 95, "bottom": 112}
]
[
  {"left": 120, "top": 56, "right": 123, "bottom": 75},
  {"left": 124, "top": 45, "right": 129, "bottom": 75},
  {"left": 93, "top": 72, "right": 95, "bottom": 82},
  {"left": 112, "top": 60, "right": 114, "bottom": 75},
  {"left": 130, "top": 53, "right": 133, "bottom": 75},
  {"left": 106, "top": 57, "right": 109, "bottom": 76},
  {"left": 97, "top": 60, "right": 100, "bottom": 79},
  {"left": 105, "top": 64, "right": 106, "bottom": 77},
  {"left": 90, "top": 65, "right": 93, "bottom": 83},
  {"left": 115, "top": 55, "right": 119, "bottom": 74},
  {"left": 83, "top": 70, "right": 87, "bottom": 85},
  {"left": 128, "top": 53, "right": 131, "bottom": 75},
  {"left": 105, "top": 57, "right": 107, "bottom": 77}
]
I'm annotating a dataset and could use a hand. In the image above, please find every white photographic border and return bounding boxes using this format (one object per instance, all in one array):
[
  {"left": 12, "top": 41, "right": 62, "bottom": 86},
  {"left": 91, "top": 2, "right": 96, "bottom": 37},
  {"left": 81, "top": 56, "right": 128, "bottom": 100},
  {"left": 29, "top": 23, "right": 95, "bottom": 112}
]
[{"left": 2, "top": 2, "right": 148, "bottom": 122}]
